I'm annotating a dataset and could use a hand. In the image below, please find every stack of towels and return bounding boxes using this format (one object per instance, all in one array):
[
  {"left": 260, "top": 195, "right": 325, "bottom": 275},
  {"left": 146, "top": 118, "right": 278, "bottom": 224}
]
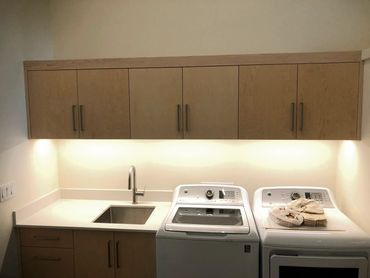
[{"left": 269, "top": 198, "right": 327, "bottom": 227}]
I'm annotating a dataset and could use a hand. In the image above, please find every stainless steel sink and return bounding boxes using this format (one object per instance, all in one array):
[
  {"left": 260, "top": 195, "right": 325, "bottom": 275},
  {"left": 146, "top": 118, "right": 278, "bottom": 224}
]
[{"left": 94, "top": 206, "right": 155, "bottom": 225}]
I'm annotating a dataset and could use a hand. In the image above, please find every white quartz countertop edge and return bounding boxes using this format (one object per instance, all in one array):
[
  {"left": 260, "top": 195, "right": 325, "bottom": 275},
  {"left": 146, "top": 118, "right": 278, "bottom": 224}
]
[{"left": 15, "top": 189, "right": 172, "bottom": 232}]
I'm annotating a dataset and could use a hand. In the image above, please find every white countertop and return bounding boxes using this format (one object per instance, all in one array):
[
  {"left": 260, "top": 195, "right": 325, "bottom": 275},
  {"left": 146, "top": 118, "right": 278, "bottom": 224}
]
[{"left": 15, "top": 189, "right": 172, "bottom": 232}]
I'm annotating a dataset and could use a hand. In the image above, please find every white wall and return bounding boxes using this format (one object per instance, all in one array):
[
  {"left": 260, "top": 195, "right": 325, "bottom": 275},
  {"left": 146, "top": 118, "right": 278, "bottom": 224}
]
[
  {"left": 336, "top": 58, "right": 370, "bottom": 233},
  {"left": 49, "top": 0, "right": 370, "bottom": 59},
  {"left": 0, "top": 1, "right": 58, "bottom": 276},
  {"left": 58, "top": 140, "right": 339, "bottom": 200}
]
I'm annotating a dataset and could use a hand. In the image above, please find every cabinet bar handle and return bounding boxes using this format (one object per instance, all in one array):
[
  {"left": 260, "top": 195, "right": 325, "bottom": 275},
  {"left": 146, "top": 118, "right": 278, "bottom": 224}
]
[
  {"left": 33, "top": 236, "right": 60, "bottom": 241},
  {"left": 107, "top": 240, "right": 112, "bottom": 268},
  {"left": 79, "top": 105, "right": 84, "bottom": 131},
  {"left": 72, "top": 105, "right": 77, "bottom": 131},
  {"left": 116, "top": 240, "right": 120, "bottom": 268},
  {"left": 291, "top": 103, "right": 295, "bottom": 132},
  {"left": 177, "top": 104, "right": 182, "bottom": 132},
  {"left": 185, "top": 104, "right": 189, "bottom": 132},
  {"left": 33, "top": 256, "right": 61, "bottom": 262},
  {"left": 299, "top": 102, "right": 304, "bottom": 131}
]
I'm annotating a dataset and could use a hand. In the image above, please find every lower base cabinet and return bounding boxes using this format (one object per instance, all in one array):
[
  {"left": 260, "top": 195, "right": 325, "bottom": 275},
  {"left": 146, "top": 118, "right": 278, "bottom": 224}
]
[
  {"left": 74, "top": 230, "right": 156, "bottom": 278},
  {"left": 19, "top": 228, "right": 156, "bottom": 278}
]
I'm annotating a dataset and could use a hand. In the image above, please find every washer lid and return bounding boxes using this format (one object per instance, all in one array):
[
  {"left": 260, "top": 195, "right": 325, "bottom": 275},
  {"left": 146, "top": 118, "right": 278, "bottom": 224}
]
[{"left": 165, "top": 205, "right": 250, "bottom": 234}]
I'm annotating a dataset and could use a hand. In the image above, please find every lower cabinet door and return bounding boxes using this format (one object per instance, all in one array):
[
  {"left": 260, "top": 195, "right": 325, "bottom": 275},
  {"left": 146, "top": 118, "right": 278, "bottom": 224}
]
[
  {"left": 74, "top": 230, "right": 115, "bottom": 278},
  {"left": 21, "top": 247, "right": 74, "bottom": 278},
  {"left": 115, "top": 232, "right": 156, "bottom": 278}
]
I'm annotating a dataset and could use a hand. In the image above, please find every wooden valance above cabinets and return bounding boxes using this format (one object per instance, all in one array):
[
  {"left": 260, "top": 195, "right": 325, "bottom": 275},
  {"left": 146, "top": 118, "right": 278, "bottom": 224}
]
[{"left": 24, "top": 51, "right": 363, "bottom": 140}]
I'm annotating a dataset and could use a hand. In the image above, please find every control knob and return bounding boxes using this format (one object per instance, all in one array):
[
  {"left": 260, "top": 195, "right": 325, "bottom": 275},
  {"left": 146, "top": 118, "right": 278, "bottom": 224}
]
[
  {"left": 205, "top": 190, "right": 214, "bottom": 200},
  {"left": 290, "top": 192, "right": 301, "bottom": 200}
]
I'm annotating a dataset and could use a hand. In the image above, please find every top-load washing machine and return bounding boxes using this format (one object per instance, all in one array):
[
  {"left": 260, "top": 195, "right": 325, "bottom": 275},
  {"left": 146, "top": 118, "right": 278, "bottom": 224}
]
[
  {"left": 156, "top": 184, "right": 259, "bottom": 278},
  {"left": 253, "top": 186, "right": 370, "bottom": 278}
]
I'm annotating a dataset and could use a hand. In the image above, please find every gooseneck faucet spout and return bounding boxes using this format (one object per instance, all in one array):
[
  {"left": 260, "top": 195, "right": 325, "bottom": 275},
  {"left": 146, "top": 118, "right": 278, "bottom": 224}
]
[{"left": 128, "top": 165, "right": 144, "bottom": 204}]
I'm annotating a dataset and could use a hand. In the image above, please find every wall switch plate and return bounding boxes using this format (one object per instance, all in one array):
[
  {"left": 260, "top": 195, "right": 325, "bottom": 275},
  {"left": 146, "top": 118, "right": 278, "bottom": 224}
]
[{"left": 0, "top": 181, "right": 16, "bottom": 202}]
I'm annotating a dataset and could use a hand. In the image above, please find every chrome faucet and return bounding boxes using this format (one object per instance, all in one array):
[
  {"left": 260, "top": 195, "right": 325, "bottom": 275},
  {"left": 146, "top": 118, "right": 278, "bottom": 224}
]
[{"left": 128, "top": 165, "right": 144, "bottom": 204}]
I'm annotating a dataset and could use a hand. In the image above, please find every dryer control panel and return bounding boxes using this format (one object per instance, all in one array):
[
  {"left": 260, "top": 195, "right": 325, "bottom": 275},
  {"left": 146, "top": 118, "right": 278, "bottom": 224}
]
[
  {"left": 262, "top": 188, "right": 334, "bottom": 208},
  {"left": 175, "top": 184, "right": 244, "bottom": 206}
]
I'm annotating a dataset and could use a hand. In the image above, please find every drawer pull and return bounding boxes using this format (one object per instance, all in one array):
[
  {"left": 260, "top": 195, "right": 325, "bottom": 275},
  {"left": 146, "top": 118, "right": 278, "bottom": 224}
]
[
  {"left": 116, "top": 240, "right": 120, "bottom": 268},
  {"left": 33, "top": 236, "right": 61, "bottom": 241},
  {"left": 79, "top": 105, "right": 85, "bottom": 131},
  {"left": 299, "top": 102, "right": 304, "bottom": 131},
  {"left": 291, "top": 102, "right": 295, "bottom": 132},
  {"left": 33, "top": 256, "right": 61, "bottom": 262},
  {"left": 107, "top": 240, "right": 112, "bottom": 268},
  {"left": 185, "top": 104, "right": 189, "bottom": 132},
  {"left": 177, "top": 104, "right": 182, "bottom": 132},
  {"left": 72, "top": 105, "right": 78, "bottom": 131}
]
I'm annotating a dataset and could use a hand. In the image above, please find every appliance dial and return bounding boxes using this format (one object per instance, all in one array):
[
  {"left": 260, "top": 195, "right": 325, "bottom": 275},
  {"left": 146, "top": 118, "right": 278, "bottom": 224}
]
[
  {"left": 206, "top": 190, "right": 214, "bottom": 199},
  {"left": 290, "top": 192, "right": 301, "bottom": 200}
]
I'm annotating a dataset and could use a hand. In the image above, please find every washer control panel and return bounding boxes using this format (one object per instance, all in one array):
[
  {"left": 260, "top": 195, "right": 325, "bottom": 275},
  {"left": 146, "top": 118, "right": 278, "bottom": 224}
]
[
  {"left": 262, "top": 188, "right": 334, "bottom": 208},
  {"left": 176, "top": 185, "right": 243, "bottom": 205}
]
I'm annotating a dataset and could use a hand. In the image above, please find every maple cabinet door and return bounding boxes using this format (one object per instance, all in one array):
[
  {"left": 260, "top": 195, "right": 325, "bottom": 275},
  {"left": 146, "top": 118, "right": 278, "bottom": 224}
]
[
  {"left": 74, "top": 230, "right": 115, "bottom": 278},
  {"left": 78, "top": 69, "right": 130, "bottom": 138},
  {"left": 27, "top": 70, "right": 78, "bottom": 138},
  {"left": 239, "top": 65, "right": 298, "bottom": 139},
  {"left": 115, "top": 232, "right": 156, "bottom": 278},
  {"left": 130, "top": 68, "right": 183, "bottom": 139},
  {"left": 183, "top": 66, "right": 238, "bottom": 139},
  {"left": 297, "top": 63, "right": 360, "bottom": 139}
]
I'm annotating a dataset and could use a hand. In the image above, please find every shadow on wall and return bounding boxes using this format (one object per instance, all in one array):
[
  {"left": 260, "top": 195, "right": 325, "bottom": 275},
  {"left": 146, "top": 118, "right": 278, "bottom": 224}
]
[{"left": 0, "top": 225, "right": 20, "bottom": 278}]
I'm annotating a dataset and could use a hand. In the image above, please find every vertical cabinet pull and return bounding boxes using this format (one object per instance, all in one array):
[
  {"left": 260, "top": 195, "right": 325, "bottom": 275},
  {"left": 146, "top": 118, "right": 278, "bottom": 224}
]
[
  {"left": 116, "top": 240, "right": 120, "bottom": 268},
  {"left": 185, "top": 104, "right": 189, "bottom": 132},
  {"left": 177, "top": 104, "right": 182, "bottom": 132},
  {"left": 79, "top": 105, "right": 84, "bottom": 131},
  {"left": 299, "top": 102, "right": 304, "bottom": 131},
  {"left": 107, "top": 240, "right": 112, "bottom": 268},
  {"left": 72, "top": 105, "right": 77, "bottom": 131},
  {"left": 291, "top": 103, "right": 295, "bottom": 132}
]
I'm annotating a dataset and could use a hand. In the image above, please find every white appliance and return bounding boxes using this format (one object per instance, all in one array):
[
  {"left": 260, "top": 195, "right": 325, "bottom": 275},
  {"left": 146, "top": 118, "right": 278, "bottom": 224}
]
[
  {"left": 156, "top": 184, "right": 259, "bottom": 278},
  {"left": 253, "top": 186, "right": 370, "bottom": 278}
]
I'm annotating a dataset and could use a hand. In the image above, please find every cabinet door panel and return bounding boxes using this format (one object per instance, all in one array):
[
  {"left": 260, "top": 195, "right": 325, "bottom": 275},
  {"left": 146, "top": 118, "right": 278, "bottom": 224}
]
[
  {"left": 78, "top": 69, "right": 130, "bottom": 138},
  {"left": 297, "top": 63, "right": 360, "bottom": 139},
  {"left": 20, "top": 228, "right": 73, "bottom": 248},
  {"left": 183, "top": 66, "right": 238, "bottom": 139},
  {"left": 21, "top": 247, "right": 74, "bottom": 278},
  {"left": 239, "top": 65, "right": 297, "bottom": 139},
  {"left": 27, "top": 70, "right": 78, "bottom": 138},
  {"left": 115, "top": 232, "right": 156, "bottom": 278},
  {"left": 74, "top": 230, "right": 115, "bottom": 278},
  {"left": 130, "top": 68, "right": 183, "bottom": 139}
]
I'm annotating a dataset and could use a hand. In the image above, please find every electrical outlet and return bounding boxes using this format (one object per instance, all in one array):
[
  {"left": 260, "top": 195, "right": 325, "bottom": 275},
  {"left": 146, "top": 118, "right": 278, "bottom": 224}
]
[{"left": 0, "top": 181, "right": 16, "bottom": 202}]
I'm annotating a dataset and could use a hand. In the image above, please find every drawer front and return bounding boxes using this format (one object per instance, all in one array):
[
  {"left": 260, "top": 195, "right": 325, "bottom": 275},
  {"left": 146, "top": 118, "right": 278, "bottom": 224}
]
[
  {"left": 20, "top": 228, "right": 73, "bottom": 248},
  {"left": 21, "top": 247, "right": 74, "bottom": 278}
]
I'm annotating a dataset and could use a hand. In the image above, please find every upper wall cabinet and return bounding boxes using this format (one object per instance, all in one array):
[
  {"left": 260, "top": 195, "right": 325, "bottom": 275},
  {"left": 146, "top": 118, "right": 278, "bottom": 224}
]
[
  {"left": 27, "top": 70, "right": 79, "bottom": 139},
  {"left": 24, "top": 51, "right": 363, "bottom": 140},
  {"left": 297, "top": 63, "right": 360, "bottom": 139},
  {"left": 129, "top": 68, "right": 183, "bottom": 139},
  {"left": 239, "top": 65, "right": 298, "bottom": 139},
  {"left": 77, "top": 69, "right": 130, "bottom": 139},
  {"left": 183, "top": 66, "right": 238, "bottom": 139},
  {"left": 27, "top": 69, "right": 130, "bottom": 139},
  {"left": 239, "top": 63, "right": 361, "bottom": 140}
]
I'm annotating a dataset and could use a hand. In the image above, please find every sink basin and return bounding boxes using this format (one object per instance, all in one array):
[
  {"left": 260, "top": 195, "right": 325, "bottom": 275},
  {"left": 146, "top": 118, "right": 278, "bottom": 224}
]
[{"left": 94, "top": 206, "right": 155, "bottom": 225}]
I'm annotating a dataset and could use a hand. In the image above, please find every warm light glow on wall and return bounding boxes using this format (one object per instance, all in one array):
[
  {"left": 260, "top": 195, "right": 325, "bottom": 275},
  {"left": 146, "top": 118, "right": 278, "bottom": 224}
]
[
  {"left": 32, "top": 140, "right": 58, "bottom": 179},
  {"left": 57, "top": 140, "right": 338, "bottom": 190},
  {"left": 337, "top": 140, "right": 358, "bottom": 181},
  {"left": 58, "top": 140, "right": 333, "bottom": 170}
]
